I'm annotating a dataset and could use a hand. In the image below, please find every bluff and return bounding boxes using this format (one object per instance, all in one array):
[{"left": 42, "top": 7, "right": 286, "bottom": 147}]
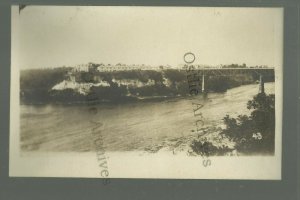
[{"left": 20, "top": 67, "right": 274, "bottom": 104}]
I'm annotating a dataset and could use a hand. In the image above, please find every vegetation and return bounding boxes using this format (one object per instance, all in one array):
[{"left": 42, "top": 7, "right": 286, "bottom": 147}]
[
  {"left": 20, "top": 67, "right": 274, "bottom": 104},
  {"left": 20, "top": 67, "right": 70, "bottom": 104},
  {"left": 229, "top": 93, "right": 275, "bottom": 154},
  {"left": 221, "top": 63, "right": 248, "bottom": 68},
  {"left": 164, "top": 69, "right": 186, "bottom": 83},
  {"left": 190, "top": 93, "right": 275, "bottom": 156},
  {"left": 206, "top": 76, "right": 242, "bottom": 92},
  {"left": 190, "top": 140, "right": 232, "bottom": 157}
]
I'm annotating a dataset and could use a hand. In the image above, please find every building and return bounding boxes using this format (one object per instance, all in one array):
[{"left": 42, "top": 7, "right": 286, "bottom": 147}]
[{"left": 71, "top": 63, "right": 173, "bottom": 72}]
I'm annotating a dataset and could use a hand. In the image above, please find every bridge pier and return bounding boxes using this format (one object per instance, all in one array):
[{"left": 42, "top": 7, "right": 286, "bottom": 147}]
[
  {"left": 202, "top": 73, "right": 205, "bottom": 93},
  {"left": 259, "top": 74, "right": 265, "bottom": 94}
]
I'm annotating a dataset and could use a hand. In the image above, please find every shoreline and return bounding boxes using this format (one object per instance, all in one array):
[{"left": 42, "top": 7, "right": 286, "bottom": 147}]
[{"left": 20, "top": 82, "right": 275, "bottom": 106}]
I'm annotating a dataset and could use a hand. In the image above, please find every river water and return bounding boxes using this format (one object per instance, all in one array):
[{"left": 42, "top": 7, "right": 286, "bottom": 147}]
[{"left": 20, "top": 83, "right": 274, "bottom": 152}]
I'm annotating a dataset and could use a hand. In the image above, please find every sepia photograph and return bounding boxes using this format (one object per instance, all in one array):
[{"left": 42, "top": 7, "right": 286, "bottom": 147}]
[{"left": 10, "top": 6, "right": 283, "bottom": 179}]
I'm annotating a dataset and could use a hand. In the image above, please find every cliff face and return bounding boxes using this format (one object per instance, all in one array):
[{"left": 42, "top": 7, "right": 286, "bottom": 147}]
[
  {"left": 20, "top": 68, "right": 274, "bottom": 104},
  {"left": 52, "top": 80, "right": 110, "bottom": 95}
]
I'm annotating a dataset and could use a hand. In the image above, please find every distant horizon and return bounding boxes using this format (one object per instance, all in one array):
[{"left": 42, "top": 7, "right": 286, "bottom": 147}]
[{"left": 20, "top": 61, "right": 276, "bottom": 70}]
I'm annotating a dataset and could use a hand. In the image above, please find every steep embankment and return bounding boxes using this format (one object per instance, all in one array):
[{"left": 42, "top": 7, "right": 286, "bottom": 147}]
[{"left": 20, "top": 68, "right": 273, "bottom": 104}]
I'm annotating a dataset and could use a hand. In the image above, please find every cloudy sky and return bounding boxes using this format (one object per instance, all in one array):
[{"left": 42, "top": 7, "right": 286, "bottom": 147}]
[{"left": 13, "top": 6, "right": 283, "bottom": 69}]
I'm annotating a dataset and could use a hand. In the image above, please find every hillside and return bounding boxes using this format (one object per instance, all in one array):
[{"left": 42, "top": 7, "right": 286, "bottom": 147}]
[{"left": 20, "top": 67, "right": 274, "bottom": 104}]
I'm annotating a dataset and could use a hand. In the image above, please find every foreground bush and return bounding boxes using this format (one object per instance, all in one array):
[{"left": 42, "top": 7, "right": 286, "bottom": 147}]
[
  {"left": 189, "top": 93, "right": 275, "bottom": 156},
  {"left": 222, "top": 93, "right": 275, "bottom": 154},
  {"left": 190, "top": 140, "right": 232, "bottom": 156}
]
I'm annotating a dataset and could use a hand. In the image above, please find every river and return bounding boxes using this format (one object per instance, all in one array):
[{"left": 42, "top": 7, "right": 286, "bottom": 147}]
[{"left": 20, "top": 83, "right": 275, "bottom": 153}]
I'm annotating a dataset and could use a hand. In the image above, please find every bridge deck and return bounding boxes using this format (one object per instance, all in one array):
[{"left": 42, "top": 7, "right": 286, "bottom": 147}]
[{"left": 184, "top": 68, "right": 275, "bottom": 76}]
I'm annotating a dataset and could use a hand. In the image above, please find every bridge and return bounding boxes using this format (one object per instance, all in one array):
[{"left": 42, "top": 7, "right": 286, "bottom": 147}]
[{"left": 185, "top": 67, "right": 275, "bottom": 94}]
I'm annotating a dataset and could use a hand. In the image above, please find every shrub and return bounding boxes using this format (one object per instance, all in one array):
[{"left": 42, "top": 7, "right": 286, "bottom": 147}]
[
  {"left": 221, "top": 93, "right": 275, "bottom": 154},
  {"left": 190, "top": 140, "right": 232, "bottom": 156}
]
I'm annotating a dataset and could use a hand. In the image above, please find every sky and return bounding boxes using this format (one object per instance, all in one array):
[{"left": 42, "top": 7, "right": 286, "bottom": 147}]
[{"left": 13, "top": 6, "right": 283, "bottom": 69}]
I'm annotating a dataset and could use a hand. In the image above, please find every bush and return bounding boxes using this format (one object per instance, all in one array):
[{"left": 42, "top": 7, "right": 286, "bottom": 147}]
[
  {"left": 221, "top": 93, "right": 275, "bottom": 154},
  {"left": 190, "top": 140, "right": 232, "bottom": 156}
]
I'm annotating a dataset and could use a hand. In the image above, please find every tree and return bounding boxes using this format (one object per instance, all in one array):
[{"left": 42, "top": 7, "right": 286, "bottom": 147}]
[
  {"left": 221, "top": 93, "right": 275, "bottom": 154},
  {"left": 247, "top": 93, "right": 275, "bottom": 133}
]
